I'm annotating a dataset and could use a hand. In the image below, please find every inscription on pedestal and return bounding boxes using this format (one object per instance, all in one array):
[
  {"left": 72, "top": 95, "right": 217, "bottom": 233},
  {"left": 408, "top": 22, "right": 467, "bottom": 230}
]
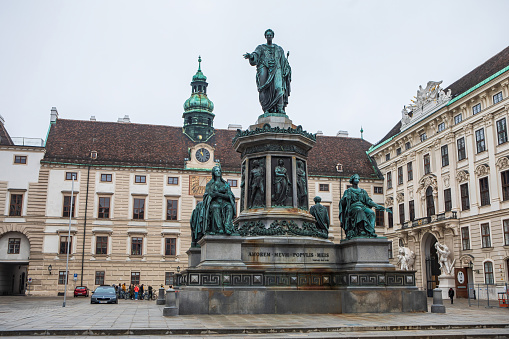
[{"left": 243, "top": 248, "right": 334, "bottom": 264}]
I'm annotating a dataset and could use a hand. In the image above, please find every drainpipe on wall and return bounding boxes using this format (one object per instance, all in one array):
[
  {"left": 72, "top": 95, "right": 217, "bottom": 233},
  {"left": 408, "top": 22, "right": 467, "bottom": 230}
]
[{"left": 80, "top": 165, "right": 91, "bottom": 286}]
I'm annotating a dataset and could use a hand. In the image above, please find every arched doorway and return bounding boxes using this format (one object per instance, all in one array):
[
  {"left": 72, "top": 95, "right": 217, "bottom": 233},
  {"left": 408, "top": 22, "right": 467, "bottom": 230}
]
[
  {"left": 0, "top": 232, "right": 30, "bottom": 296},
  {"left": 426, "top": 186, "right": 435, "bottom": 217},
  {"left": 422, "top": 232, "right": 440, "bottom": 297}
]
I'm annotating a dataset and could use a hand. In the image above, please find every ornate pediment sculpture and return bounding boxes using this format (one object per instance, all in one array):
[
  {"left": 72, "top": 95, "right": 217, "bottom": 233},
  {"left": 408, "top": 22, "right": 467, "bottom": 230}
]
[
  {"left": 496, "top": 156, "right": 509, "bottom": 171},
  {"left": 456, "top": 170, "right": 469, "bottom": 183},
  {"left": 474, "top": 164, "right": 490, "bottom": 177},
  {"left": 385, "top": 196, "right": 394, "bottom": 206},
  {"left": 396, "top": 192, "right": 405, "bottom": 203}
]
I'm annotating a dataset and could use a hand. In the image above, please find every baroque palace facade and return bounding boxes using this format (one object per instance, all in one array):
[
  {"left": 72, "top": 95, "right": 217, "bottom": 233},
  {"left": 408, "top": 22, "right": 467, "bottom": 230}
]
[
  {"left": 368, "top": 46, "right": 509, "bottom": 296},
  {"left": 0, "top": 60, "right": 383, "bottom": 296}
]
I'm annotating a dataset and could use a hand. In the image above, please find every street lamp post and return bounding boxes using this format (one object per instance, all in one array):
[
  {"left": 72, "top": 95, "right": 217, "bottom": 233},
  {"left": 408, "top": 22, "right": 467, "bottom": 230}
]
[{"left": 63, "top": 175, "right": 75, "bottom": 307}]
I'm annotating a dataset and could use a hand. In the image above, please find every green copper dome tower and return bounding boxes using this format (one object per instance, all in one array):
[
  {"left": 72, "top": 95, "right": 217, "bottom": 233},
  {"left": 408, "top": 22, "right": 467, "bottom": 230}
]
[{"left": 183, "top": 56, "right": 215, "bottom": 142}]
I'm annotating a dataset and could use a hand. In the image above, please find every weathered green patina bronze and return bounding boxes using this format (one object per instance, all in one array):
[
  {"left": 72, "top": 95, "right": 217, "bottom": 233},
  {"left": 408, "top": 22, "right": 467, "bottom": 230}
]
[
  {"left": 296, "top": 160, "right": 308, "bottom": 209},
  {"left": 338, "top": 174, "right": 391, "bottom": 240},
  {"left": 248, "top": 158, "right": 265, "bottom": 208},
  {"left": 309, "top": 196, "right": 329, "bottom": 235},
  {"left": 272, "top": 158, "right": 291, "bottom": 206},
  {"left": 189, "top": 165, "right": 237, "bottom": 246},
  {"left": 244, "top": 29, "right": 291, "bottom": 114}
]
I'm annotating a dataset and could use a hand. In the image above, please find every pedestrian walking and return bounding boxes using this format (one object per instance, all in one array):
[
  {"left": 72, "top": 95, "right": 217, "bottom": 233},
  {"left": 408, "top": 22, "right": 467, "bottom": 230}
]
[
  {"left": 129, "top": 284, "right": 133, "bottom": 300},
  {"left": 122, "top": 283, "right": 126, "bottom": 292},
  {"left": 140, "top": 284, "right": 144, "bottom": 299},
  {"left": 148, "top": 285, "right": 153, "bottom": 300},
  {"left": 448, "top": 288, "right": 454, "bottom": 304},
  {"left": 134, "top": 285, "right": 139, "bottom": 300}
]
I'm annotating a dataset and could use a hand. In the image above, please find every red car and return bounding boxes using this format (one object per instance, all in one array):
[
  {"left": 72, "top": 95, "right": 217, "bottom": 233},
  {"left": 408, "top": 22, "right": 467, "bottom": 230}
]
[{"left": 74, "top": 286, "right": 89, "bottom": 297}]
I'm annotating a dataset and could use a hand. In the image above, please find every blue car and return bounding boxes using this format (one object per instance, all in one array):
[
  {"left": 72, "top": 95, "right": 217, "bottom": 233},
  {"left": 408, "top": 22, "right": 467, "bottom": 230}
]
[{"left": 90, "top": 285, "right": 118, "bottom": 304}]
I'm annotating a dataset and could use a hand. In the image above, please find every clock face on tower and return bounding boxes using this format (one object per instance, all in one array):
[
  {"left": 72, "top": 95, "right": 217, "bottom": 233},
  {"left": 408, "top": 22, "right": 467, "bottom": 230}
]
[{"left": 195, "top": 148, "right": 210, "bottom": 163}]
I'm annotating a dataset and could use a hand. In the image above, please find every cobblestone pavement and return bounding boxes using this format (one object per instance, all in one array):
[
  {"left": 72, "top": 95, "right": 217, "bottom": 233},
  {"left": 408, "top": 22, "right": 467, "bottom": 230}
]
[{"left": 0, "top": 296, "right": 508, "bottom": 338}]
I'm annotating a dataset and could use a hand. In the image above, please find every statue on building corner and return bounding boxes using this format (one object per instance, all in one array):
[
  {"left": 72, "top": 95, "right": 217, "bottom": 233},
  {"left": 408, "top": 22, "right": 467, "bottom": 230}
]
[
  {"left": 435, "top": 242, "right": 455, "bottom": 275},
  {"left": 309, "top": 196, "right": 329, "bottom": 235},
  {"left": 243, "top": 29, "right": 291, "bottom": 114},
  {"left": 338, "top": 174, "right": 392, "bottom": 240}
]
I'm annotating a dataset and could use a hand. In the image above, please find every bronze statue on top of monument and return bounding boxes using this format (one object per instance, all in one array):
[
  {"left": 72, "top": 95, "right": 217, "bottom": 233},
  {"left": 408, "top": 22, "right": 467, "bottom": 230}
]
[{"left": 244, "top": 29, "right": 291, "bottom": 114}]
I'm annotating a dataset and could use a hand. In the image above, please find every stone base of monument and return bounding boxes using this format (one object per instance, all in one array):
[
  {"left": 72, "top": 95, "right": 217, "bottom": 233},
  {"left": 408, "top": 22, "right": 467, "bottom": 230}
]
[
  {"left": 169, "top": 235, "right": 427, "bottom": 315},
  {"left": 438, "top": 274, "right": 455, "bottom": 301}
]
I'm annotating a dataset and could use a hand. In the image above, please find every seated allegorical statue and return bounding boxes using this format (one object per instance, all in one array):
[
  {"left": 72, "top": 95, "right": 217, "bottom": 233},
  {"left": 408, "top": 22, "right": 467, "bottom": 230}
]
[
  {"left": 338, "top": 174, "right": 391, "bottom": 240},
  {"left": 189, "top": 165, "right": 237, "bottom": 246},
  {"left": 309, "top": 196, "right": 329, "bottom": 235}
]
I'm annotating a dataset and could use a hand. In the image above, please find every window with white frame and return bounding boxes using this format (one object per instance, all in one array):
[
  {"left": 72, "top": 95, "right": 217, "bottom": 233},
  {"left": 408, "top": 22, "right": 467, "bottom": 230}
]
[
  {"left": 472, "top": 103, "right": 481, "bottom": 115},
  {"left": 503, "top": 219, "right": 509, "bottom": 246},
  {"left": 493, "top": 91, "right": 503, "bottom": 104},
  {"left": 438, "top": 122, "right": 445, "bottom": 132},
  {"left": 9, "top": 194, "right": 23, "bottom": 216},
  {"left": 461, "top": 227, "right": 470, "bottom": 250},
  {"left": 481, "top": 223, "right": 491, "bottom": 248},
  {"left": 454, "top": 114, "right": 462, "bottom": 125},
  {"left": 420, "top": 133, "right": 427, "bottom": 142},
  {"left": 484, "top": 261, "right": 494, "bottom": 284},
  {"left": 496, "top": 118, "right": 507, "bottom": 145},
  {"left": 475, "top": 128, "right": 486, "bottom": 153},
  {"left": 457, "top": 137, "right": 466, "bottom": 161}
]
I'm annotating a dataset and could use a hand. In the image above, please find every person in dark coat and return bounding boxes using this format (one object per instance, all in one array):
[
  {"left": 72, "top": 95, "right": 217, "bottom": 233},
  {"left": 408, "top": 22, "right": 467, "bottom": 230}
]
[{"left": 448, "top": 288, "right": 455, "bottom": 304}]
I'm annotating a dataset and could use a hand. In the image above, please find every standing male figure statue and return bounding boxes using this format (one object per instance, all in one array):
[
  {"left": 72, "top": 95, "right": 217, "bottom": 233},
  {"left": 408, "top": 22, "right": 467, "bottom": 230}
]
[
  {"left": 309, "top": 196, "right": 329, "bottom": 235},
  {"left": 244, "top": 29, "right": 292, "bottom": 114}
]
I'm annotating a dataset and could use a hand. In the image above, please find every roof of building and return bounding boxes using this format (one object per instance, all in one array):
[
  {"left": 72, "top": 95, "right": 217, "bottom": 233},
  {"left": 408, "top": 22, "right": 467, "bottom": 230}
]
[
  {"left": 43, "top": 118, "right": 380, "bottom": 179},
  {"left": 372, "top": 45, "right": 509, "bottom": 149},
  {"left": 0, "top": 120, "right": 14, "bottom": 146}
]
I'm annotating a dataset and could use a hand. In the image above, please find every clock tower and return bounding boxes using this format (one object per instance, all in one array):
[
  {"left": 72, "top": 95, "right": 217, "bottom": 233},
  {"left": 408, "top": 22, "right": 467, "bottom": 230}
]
[{"left": 182, "top": 56, "right": 215, "bottom": 142}]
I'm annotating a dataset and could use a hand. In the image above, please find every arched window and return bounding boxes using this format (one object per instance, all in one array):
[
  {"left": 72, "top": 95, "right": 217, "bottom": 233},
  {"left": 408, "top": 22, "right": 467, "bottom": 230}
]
[
  {"left": 426, "top": 186, "right": 435, "bottom": 217},
  {"left": 484, "top": 261, "right": 494, "bottom": 284}
]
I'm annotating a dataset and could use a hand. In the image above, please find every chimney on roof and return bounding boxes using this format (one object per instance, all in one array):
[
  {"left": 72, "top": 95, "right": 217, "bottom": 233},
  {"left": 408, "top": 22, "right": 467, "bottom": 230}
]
[
  {"left": 316, "top": 130, "right": 323, "bottom": 136},
  {"left": 336, "top": 130, "right": 349, "bottom": 138},
  {"left": 90, "top": 116, "right": 96, "bottom": 121},
  {"left": 117, "top": 115, "right": 131, "bottom": 123},
  {"left": 228, "top": 124, "right": 242, "bottom": 130},
  {"left": 50, "top": 107, "right": 59, "bottom": 123}
]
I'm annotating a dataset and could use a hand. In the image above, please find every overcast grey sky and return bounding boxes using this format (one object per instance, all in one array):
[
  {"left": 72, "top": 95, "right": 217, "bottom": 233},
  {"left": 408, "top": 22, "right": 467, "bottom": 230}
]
[{"left": 1, "top": 0, "right": 508, "bottom": 144}]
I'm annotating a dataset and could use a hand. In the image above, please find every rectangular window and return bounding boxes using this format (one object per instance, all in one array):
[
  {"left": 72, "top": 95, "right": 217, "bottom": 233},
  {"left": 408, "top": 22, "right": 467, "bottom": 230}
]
[
  {"left": 457, "top": 137, "right": 466, "bottom": 161},
  {"left": 409, "top": 200, "right": 415, "bottom": 221},
  {"left": 420, "top": 133, "right": 427, "bottom": 142},
  {"left": 58, "top": 271, "right": 68, "bottom": 285},
  {"left": 460, "top": 183, "right": 470, "bottom": 211},
  {"left": 438, "top": 122, "right": 445, "bottom": 132},
  {"left": 62, "top": 196, "right": 76, "bottom": 218},
  {"left": 493, "top": 91, "right": 503, "bottom": 104},
  {"left": 374, "top": 186, "right": 383, "bottom": 194},
  {"left": 502, "top": 170, "right": 509, "bottom": 201},
  {"left": 133, "top": 198, "right": 145, "bottom": 219},
  {"left": 165, "top": 272, "right": 174, "bottom": 286},
  {"left": 423, "top": 154, "right": 431, "bottom": 175},
  {"left": 472, "top": 103, "right": 481, "bottom": 115},
  {"left": 479, "top": 177, "right": 490, "bottom": 206},
  {"left": 461, "top": 227, "right": 470, "bottom": 250},
  {"left": 59, "top": 236, "right": 72, "bottom": 255},
  {"left": 405, "top": 142, "right": 411, "bottom": 150},
  {"left": 319, "top": 184, "right": 329, "bottom": 192},
  {"left": 396, "top": 148, "right": 401, "bottom": 156},
  {"left": 165, "top": 238, "right": 176, "bottom": 256},
  {"left": 135, "top": 175, "right": 146, "bottom": 183},
  {"left": 444, "top": 188, "right": 452, "bottom": 212},
  {"left": 131, "top": 272, "right": 140, "bottom": 285},
  {"left": 375, "top": 209, "right": 384, "bottom": 226},
  {"left": 388, "top": 242, "right": 393, "bottom": 259},
  {"left": 101, "top": 174, "right": 112, "bottom": 182},
  {"left": 484, "top": 262, "right": 494, "bottom": 285},
  {"left": 166, "top": 199, "right": 178, "bottom": 221},
  {"left": 385, "top": 153, "right": 390, "bottom": 161},
  {"left": 227, "top": 179, "right": 238, "bottom": 187},
  {"left": 407, "top": 162, "right": 413, "bottom": 181},
  {"left": 388, "top": 208, "right": 393, "bottom": 228},
  {"left": 98, "top": 197, "right": 110, "bottom": 219},
  {"left": 475, "top": 128, "right": 486, "bottom": 153},
  {"left": 497, "top": 118, "right": 508, "bottom": 145},
  {"left": 386, "top": 172, "right": 392, "bottom": 189},
  {"left": 131, "top": 237, "right": 143, "bottom": 256},
  {"left": 95, "top": 271, "right": 105, "bottom": 285},
  {"left": 454, "top": 114, "right": 462, "bottom": 125},
  {"left": 397, "top": 166, "right": 403, "bottom": 185},
  {"left": 14, "top": 155, "right": 27, "bottom": 164},
  {"left": 7, "top": 238, "right": 20, "bottom": 254},
  {"left": 66, "top": 172, "right": 77, "bottom": 180},
  {"left": 481, "top": 223, "right": 491, "bottom": 248},
  {"left": 9, "top": 194, "right": 23, "bottom": 216},
  {"left": 441, "top": 145, "right": 449, "bottom": 167},
  {"left": 95, "top": 236, "right": 108, "bottom": 255},
  {"left": 399, "top": 203, "right": 405, "bottom": 225},
  {"left": 168, "top": 177, "right": 179, "bottom": 185},
  {"left": 503, "top": 220, "right": 509, "bottom": 246}
]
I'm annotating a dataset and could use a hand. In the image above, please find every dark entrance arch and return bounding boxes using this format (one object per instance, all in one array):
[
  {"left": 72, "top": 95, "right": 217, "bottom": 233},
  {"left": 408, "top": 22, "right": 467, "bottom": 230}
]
[
  {"left": 422, "top": 232, "right": 440, "bottom": 297},
  {"left": 426, "top": 186, "right": 435, "bottom": 217}
]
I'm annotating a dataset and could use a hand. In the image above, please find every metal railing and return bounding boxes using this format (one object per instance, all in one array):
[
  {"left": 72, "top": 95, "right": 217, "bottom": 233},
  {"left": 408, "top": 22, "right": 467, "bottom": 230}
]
[
  {"left": 402, "top": 211, "right": 457, "bottom": 229},
  {"left": 467, "top": 283, "right": 509, "bottom": 308}
]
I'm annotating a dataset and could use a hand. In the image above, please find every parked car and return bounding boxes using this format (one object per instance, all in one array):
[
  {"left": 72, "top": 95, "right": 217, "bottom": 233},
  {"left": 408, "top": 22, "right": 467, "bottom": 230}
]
[
  {"left": 74, "top": 286, "right": 89, "bottom": 297},
  {"left": 90, "top": 285, "right": 118, "bottom": 304}
]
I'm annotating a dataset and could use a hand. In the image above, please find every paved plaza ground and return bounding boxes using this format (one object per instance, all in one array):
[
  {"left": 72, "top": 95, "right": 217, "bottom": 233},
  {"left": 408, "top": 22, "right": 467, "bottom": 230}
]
[{"left": 0, "top": 295, "right": 508, "bottom": 338}]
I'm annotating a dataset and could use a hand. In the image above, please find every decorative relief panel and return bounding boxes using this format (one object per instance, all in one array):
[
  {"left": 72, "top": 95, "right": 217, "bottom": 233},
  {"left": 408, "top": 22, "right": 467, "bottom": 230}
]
[
  {"left": 456, "top": 170, "right": 469, "bottom": 183},
  {"left": 496, "top": 156, "right": 509, "bottom": 171},
  {"left": 442, "top": 174, "right": 450, "bottom": 188},
  {"left": 474, "top": 164, "right": 490, "bottom": 177},
  {"left": 385, "top": 196, "right": 394, "bottom": 206},
  {"left": 396, "top": 192, "right": 405, "bottom": 203}
]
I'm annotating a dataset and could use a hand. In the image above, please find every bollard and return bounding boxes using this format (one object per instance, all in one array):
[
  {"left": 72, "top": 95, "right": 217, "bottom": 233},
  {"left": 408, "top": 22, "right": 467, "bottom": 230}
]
[
  {"left": 163, "top": 288, "right": 179, "bottom": 316},
  {"left": 431, "top": 288, "right": 446, "bottom": 313},
  {"left": 156, "top": 287, "right": 165, "bottom": 305}
]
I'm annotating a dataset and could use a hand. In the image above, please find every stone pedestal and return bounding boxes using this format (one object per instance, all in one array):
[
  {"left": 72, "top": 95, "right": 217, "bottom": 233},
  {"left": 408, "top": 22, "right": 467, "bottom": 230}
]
[
  {"left": 187, "top": 247, "right": 201, "bottom": 268},
  {"left": 339, "top": 238, "right": 395, "bottom": 271},
  {"left": 163, "top": 288, "right": 179, "bottom": 317},
  {"left": 156, "top": 287, "right": 165, "bottom": 305},
  {"left": 197, "top": 235, "right": 246, "bottom": 269},
  {"left": 431, "top": 288, "right": 446, "bottom": 313},
  {"left": 438, "top": 274, "right": 455, "bottom": 301}
]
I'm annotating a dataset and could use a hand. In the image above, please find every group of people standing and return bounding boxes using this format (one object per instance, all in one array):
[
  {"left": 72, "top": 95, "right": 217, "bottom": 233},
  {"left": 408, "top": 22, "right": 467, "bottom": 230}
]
[{"left": 114, "top": 283, "right": 153, "bottom": 300}]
